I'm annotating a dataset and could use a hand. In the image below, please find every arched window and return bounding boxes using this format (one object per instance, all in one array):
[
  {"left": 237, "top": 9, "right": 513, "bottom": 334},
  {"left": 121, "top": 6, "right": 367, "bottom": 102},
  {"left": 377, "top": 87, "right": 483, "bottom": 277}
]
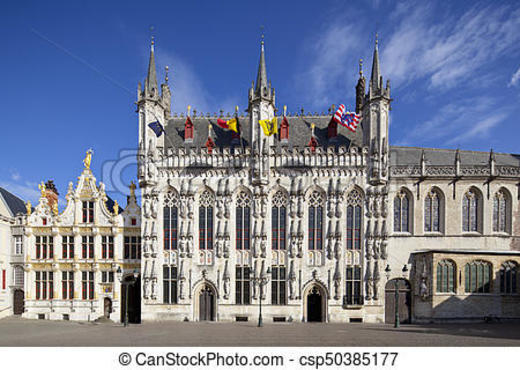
[
  {"left": 235, "top": 191, "right": 251, "bottom": 250},
  {"left": 271, "top": 191, "right": 287, "bottom": 250},
  {"left": 424, "top": 189, "right": 441, "bottom": 233},
  {"left": 393, "top": 190, "right": 410, "bottom": 232},
  {"left": 199, "top": 190, "right": 214, "bottom": 250},
  {"left": 462, "top": 189, "right": 480, "bottom": 232},
  {"left": 500, "top": 261, "right": 517, "bottom": 294},
  {"left": 346, "top": 189, "right": 363, "bottom": 250},
  {"left": 436, "top": 260, "right": 455, "bottom": 293},
  {"left": 493, "top": 190, "right": 509, "bottom": 233},
  {"left": 164, "top": 191, "right": 179, "bottom": 250},
  {"left": 464, "top": 260, "right": 492, "bottom": 293},
  {"left": 308, "top": 190, "right": 324, "bottom": 250}
]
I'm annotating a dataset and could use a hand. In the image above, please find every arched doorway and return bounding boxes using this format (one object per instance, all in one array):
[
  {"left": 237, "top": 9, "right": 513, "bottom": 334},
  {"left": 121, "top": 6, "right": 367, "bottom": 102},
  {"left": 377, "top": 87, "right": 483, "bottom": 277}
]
[
  {"left": 104, "top": 298, "right": 112, "bottom": 319},
  {"left": 303, "top": 283, "right": 327, "bottom": 322},
  {"left": 385, "top": 278, "right": 411, "bottom": 324},
  {"left": 198, "top": 284, "right": 215, "bottom": 321},
  {"left": 13, "top": 289, "right": 24, "bottom": 315},
  {"left": 121, "top": 276, "right": 141, "bottom": 324}
]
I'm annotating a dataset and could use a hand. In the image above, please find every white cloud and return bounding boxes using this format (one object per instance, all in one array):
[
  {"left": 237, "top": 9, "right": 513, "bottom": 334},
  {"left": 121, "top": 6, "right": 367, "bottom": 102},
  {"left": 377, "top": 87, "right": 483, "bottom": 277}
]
[
  {"left": 508, "top": 66, "right": 520, "bottom": 87},
  {"left": 10, "top": 170, "right": 21, "bottom": 181},
  {"left": 0, "top": 180, "right": 40, "bottom": 203},
  {"left": 382, "top": 3, "right": 520, "bottom": 90}
]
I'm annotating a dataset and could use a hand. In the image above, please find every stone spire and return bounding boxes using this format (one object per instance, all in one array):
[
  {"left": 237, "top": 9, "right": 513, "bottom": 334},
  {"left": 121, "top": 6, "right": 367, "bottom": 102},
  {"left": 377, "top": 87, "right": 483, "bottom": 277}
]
[
  {"left": 370, "top": 34, "right": 381, "bottom": 91},
  {"left": 144, "top": 37, "right": 158, "bottom": 98},
  {"left": 356, "top": 58, "right": 366, "bottom": 113},
  {"left": 255, "top": 34, "right": 268, "bottom": 96}
]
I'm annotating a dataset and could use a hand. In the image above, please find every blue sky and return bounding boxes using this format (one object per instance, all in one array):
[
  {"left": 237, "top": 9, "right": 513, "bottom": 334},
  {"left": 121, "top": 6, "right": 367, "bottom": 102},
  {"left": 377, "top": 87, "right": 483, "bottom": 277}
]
[{"left": 1, "top": 0, "right": 520, "bottom": 207}]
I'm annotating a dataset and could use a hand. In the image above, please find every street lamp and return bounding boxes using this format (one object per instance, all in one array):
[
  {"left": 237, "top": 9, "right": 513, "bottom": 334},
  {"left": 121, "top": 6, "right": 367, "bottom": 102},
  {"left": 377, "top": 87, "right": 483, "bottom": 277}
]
[
  {"left": 117, "top": 266, "right": 139, "bottom": 327},
  {"left": 251, "top": 265, "right": 271, "bottom": 327},
  {"left": 385, "top": 264, "right": 409, "bottom": 329}
]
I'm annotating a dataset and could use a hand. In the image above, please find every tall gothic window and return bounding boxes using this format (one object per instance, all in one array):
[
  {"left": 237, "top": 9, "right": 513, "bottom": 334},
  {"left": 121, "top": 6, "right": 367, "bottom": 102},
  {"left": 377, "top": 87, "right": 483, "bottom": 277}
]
[
  {"left": 235, "top": 266, "right": 251, "bottom": 304},
  {"left": 163, "top": 265, "right": 178, "bottom": 304},
  {"left": 436, "top": 259, "right": 455, "bottom": 293},
  {"left": 393, "top": 190, "right": 410, "bottom": 232},
  {"left": 271, "top": 266, "right": 287, "bottom": 305},
  {"left": 424, "top": 189, "right": 441, "bottom": 233},
  {"left": 464, "top": 260, "right": 491, "bottom": 293},
  {"left": 199, "top": 190, "right": 215, "bottom": 250},
  {"left": 308, "top": 190, "right": 324, "bottom": 250},
  {"left": 235, "top": 191, "right": 251, "bottom": 250},
  {"left": 462, "top": 189, "right": 480, "bottom": 232},
  {"left": 272, "top": 191, "right": 287, "bottom": 250},
  {"left": 164, "top": 191, "right": 179, "bottom": 250},
  {"left": 500, "top": 261, "right": 517, "bottom": 294},
  {"left": 346, "top": 189, "right": 363, "bottom": 250},
  {"left": 493, "top": 190, "right": 508, "bottom": 233},
  {"left": 345, "top": 266, "right": 362, "bottom": 305}
]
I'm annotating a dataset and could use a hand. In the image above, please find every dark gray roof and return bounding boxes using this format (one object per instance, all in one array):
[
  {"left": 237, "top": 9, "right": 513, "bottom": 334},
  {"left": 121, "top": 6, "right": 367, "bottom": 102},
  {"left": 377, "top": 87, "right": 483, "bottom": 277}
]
[
  {"left": 390, "top": 146, "right": 520, "bottom": 167},
  {"left": 163, "top": 114, "right": 363, "bottom": 151},
  {"left": 412, "top": 249, "right": 520, "bottom": 256},
  {"left": 0, "top": 187, "right": 27, "bottom": 216}
]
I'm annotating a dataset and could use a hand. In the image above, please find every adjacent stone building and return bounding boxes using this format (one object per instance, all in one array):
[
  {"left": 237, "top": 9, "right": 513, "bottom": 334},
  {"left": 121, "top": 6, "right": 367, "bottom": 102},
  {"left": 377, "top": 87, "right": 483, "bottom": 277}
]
[
  {"left": 135, "top": 36, "right": 520, "bottom": 324},
  {"left": 22, "top": 154, "right": 141, "bottom": 322}
]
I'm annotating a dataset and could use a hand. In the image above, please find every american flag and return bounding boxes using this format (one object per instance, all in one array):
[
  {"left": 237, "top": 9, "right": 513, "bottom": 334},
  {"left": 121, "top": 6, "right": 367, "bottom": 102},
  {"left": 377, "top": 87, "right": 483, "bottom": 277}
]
[{"left": 333, "top": 104, "right": 360, "bottom": 132}]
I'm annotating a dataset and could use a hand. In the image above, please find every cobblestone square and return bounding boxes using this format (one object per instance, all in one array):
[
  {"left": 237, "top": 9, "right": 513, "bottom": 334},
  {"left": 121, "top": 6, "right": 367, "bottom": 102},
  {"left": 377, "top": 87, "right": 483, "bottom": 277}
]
[{"left": 1, "top": 317, "right": 520, "bottom": 346}]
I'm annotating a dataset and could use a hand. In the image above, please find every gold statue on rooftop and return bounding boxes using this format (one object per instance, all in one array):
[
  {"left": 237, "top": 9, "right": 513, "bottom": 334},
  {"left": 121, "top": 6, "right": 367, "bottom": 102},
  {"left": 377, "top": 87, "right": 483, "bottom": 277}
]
[
  {"left": 83, "top": 149, "right": 93, "bottom": 169},
  {"left": 38, "top": 182, "right": 46, "bottom": 198}
]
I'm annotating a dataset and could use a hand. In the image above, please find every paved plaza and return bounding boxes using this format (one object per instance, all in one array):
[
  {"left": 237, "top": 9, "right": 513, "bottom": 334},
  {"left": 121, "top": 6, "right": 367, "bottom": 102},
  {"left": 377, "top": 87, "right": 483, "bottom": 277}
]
[{"left": 1, "top": 316, "right": 520, "bottom": 346}]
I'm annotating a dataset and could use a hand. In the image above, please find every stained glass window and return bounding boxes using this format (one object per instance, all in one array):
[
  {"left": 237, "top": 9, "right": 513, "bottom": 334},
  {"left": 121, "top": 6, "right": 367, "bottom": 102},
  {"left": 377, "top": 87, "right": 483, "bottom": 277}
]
[
  {"left": 272, "top": 191, "right": 288, "bottom": 250},
  {"left": 493, "top": 190, "right": 508, "bottom": 233},
  {"left": 199, "top": 190, "right": 215, "bottom": 250},
  {"left": 164, "top": 191, "right": 179, "bottom": 250},
  {"left": 394, "top": 190, "right": 410, "bottom": 232},
  {"left": 462, "top": 190, "right": 480, "bottom": 232},
  {"left": 436, "top": 260, "right": 455, "bottom": 293},
  {"left": 308, "top": 191, "right": 324, "bottom": 250},
  {"left": 236, "top": 191, "right": 251, "bottom": 250},
  {"left": 346, "top": 189, "right": 363, "bottom": 250},
  {"left": 424, "top": 190, "right": 441, "bottom": 232}
]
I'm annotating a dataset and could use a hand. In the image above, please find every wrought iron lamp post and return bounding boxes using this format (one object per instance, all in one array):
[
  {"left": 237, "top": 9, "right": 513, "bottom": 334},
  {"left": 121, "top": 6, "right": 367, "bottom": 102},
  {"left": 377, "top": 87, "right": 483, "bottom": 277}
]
[
  {"left": 385, "top": 264, "right": 409, "bottom": 329},
  {"left": 251, "top": 266, "right": 271, "bottom": 327},
  {"left": 117, "top": 267, "right": 139, "bottom": 327}
]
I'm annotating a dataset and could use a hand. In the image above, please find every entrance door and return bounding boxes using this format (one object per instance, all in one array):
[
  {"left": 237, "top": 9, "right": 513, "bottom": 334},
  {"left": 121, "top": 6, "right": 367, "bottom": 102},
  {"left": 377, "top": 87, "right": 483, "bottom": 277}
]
[
  {"left": 199, "top": 285, "right": 215, "bottom": 321},
  {"left": 13, "top": 290, "right": 24, "bottom": 315},
  {"left": 307, "top": 287, "right": 323, "bottom": 322},
  {"left": 385, "top": 279, "right": 411, "bottom": 324},
  {"left": 104, "top": 298, "right": 112, "bottom": 319},
  {"left": 121, "top": 276, "right": 141, "bottom": 324}
]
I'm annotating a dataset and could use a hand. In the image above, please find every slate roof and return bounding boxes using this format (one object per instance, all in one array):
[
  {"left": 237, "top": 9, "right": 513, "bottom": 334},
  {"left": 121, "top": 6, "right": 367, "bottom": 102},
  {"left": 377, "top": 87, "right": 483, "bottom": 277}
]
[
  {"left": 0, "top": 187, "right": 27, "bottom": 217},
  {"left": 390, "top": 146, "right": 520, "bottom": 167},
  {"left": 163, "top": 114, "right": 364, "bottom": 152}
]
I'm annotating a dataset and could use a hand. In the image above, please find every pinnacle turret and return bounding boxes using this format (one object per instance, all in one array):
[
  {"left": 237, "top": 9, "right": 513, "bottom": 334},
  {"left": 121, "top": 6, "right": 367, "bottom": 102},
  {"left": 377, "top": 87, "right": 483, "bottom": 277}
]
[{"left": 144, "top": 37, "right": 158, "bottom": 98}]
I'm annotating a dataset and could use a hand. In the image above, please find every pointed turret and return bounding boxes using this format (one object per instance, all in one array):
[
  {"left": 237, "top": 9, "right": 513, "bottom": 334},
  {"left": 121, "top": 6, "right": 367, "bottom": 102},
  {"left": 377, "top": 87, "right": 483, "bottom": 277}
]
[
  {"left": 144, "top": 37, "right": 158, "bottom": 98},
  {"left": 370, "top": 35, "right": 381, "bottom": 91},
  {"left": 356, "top": 59, "right": 366, "bottom": 113},
  {"left": 255, "top": 36, "right": 268, "bottom": 96}
]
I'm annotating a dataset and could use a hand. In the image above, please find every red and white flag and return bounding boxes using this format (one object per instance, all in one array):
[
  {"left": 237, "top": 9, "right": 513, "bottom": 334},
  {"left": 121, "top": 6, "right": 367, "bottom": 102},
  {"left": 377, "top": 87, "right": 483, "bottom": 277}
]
[{"left": 333, "top": 104, "right": 360, "bottom": 132}]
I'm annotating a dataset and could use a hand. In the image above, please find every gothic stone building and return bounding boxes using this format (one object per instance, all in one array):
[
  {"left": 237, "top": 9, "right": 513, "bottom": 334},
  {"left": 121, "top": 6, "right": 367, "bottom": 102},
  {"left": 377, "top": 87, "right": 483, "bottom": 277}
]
[
  {"left": 136, "top": 38, "right": 520, "bottom": 324},
  {"left": 22, "top": 158, "right": 141, "bottom": 322}
]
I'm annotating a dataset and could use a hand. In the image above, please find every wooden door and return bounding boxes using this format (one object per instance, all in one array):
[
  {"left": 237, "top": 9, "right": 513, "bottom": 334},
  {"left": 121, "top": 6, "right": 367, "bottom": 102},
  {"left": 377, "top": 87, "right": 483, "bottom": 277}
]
[
  {"left": 13, "top": 290, "right": 24, "bottom": 315},
  {"left": 199, "top": 286, "right": 215, "bottom": 321},
  {"left": 307, "top": 288, "right": 323, "bottom": 322},
  {"left": 385, "top": 279, "right": 411, "bottom": 324}
]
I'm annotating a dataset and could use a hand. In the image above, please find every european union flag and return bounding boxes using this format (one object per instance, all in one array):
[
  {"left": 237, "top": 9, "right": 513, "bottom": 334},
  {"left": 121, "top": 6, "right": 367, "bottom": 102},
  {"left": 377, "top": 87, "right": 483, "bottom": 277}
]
[{"left": 148, "top": 121, "right": 164, "bottom": 137}]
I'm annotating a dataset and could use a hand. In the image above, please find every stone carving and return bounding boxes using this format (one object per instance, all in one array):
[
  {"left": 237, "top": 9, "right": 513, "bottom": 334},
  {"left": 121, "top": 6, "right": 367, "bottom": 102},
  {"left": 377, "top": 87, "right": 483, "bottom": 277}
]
[{"left": 223, "top": 260, "right": 230, "bottom": 299}]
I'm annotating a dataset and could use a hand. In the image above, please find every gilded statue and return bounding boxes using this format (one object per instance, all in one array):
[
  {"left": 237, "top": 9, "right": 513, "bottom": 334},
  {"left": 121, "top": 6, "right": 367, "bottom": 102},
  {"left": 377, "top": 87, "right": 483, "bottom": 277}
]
[{"left": 83, "top": 148, "right": 93, "bottom": 169}]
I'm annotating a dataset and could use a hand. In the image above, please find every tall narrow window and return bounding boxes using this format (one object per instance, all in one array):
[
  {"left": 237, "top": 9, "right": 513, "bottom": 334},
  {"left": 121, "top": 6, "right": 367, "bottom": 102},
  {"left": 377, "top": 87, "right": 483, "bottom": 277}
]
[
  {"left": 81, "top": 236, "right": 94, "bottom": 259},
  {"left": 272, "top": 191, "right": 288, "bottom": 250},
  {"left": 436, "top": 260, "right": 455, "bottom": 293},
  {"left": 163, "top": 266, "right": 178, "bottom": 304},
  {"left": 82, "top": 201, "right": 94, "bottom": 223},
  {"left": 493, "top": 190, "right": 509, "bottom": 233},
  {"left": 464, "top": 261, "right": 491, "bottom": 293},
  {"left": 235, "top": 266, "right": 251, "bottom": 304},
  {"left": 124, "top": 236, "right": 141, "bottom": 260},
  {"left": 14, "top": 266, "right": 24, "bottom": 286},
  {"left": 101, "top": 235, "right": 114, "bottom": 259},
  {"left": 236, "top": 191, "right": 251, "bottom": 250},
  {"left": 164, "top": 191, "right": 179, "bottom": 251},
  {"left": 424, "top": 190, "right": 441, "bottom": 232},
  {"left": 82, "top": 271, "right": 94, "bottom": 300},
  {"left": 271, "top": 266, "right": 287, "bottom": 305},
  {"left": 394, "top": 190, "right": 410, "bottom": 232},
  {"left": 308, "top": 191, "right": 324, "bottom": 250},
  {"left": 462, "top": 189, "right": 480, "bottom": 232},
  {"left": 346, "top": 189, "right": 363, "bottom": 250},
  {"left": 62, "top": 271, "right": 74, "bottom": 300},
  {"left": 345, "top": 266, "right": 362, "bottom": 305},
  {"left": 35, "top": 271, "right": 53, "bottom": 300},
  {"left": 62, "top": 236, "right": 74, "bottom": 259},
  {"left": 199, "top": 190, "right": 214, "bottom": 250},
  {"left": 500, "top": 261, "right": 517, "bottom": 294},
  {"left": 14, "top": 235, "right": 23, "bottom": 255}
]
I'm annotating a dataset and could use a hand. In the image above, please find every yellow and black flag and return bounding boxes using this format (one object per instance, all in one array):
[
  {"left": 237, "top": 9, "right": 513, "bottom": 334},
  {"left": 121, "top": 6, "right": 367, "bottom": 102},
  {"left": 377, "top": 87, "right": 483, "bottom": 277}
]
[{"left": 259, "top": 117, "right": 278, "bottom": 136}]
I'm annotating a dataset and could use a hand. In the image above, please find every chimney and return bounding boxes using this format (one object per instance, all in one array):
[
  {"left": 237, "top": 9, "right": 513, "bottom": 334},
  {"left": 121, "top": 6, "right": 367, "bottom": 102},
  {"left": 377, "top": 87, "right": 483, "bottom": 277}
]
[{"left": 44, "top": 180, "right": 59, "bottom": 210}]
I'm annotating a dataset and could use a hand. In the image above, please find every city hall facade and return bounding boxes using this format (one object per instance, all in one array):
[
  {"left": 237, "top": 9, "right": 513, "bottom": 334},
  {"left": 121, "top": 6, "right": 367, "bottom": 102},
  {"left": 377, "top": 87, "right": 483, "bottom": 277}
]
[{"left": 5, "top": 36, "right": 520, "bottom": 324}]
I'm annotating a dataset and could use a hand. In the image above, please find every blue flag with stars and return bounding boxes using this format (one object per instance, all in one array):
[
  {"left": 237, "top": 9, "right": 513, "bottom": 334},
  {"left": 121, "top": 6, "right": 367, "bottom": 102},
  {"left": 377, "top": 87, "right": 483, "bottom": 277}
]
[{"left": 148, "top": 121, "right": 164, "bottom": 137}]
